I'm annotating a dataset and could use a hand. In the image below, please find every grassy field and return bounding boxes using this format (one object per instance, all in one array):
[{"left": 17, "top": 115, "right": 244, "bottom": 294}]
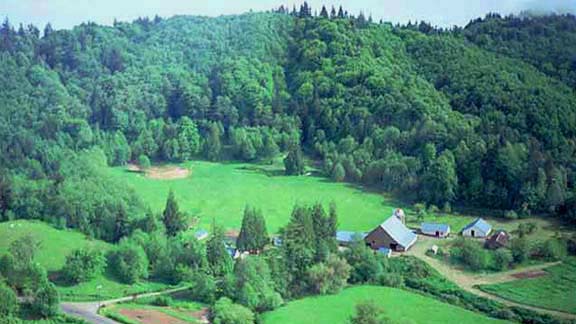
[
  {"left": 107, "top": 161, "right": 401, "bottom": 233},
  {"left": 478, "top": 258, "right": 576, "bottom": 314},
  {"left": 0, "top": 220, "right": 111, "bottom": 272},
  {"left": 262, "top": 285, "right": 509, "bottom": 324},
  {"left": 0, "top": 219, "right": 172, "bottom": 301},
  {"left": 101, "top": 299, "right": 205, "bottom": 324}
]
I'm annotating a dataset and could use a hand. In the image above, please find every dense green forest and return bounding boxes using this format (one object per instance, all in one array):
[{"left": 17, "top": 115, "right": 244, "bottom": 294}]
[{"left": 1, "top": 4, "right": 576, "bottom": 246}]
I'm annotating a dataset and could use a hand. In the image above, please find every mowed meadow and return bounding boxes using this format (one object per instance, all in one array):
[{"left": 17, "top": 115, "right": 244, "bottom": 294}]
[
  {"left": 262, "top": 286, "right": 509, "bottom": 324},
  {"left": 107, "top": 161, "right": 398, "bottom": 233}
]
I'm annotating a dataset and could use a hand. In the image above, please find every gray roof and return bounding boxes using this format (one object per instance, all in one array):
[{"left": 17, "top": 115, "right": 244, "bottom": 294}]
[
  {"left": 336, "top": 231, "right": 367, "bottom": 242},
  {"left": 462, "top": 218, "right": 492, "bottom": 233},
  {"left": 379, "top": 216, "right": 417, "bottom": 248},
  {"left": 421, "top": 223, "right": 450, "bottom": 233}
]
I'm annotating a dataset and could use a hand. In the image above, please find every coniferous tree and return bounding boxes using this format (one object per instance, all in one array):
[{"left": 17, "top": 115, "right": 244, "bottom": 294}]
[
  {"left": 207, "top": 222, "right": 233, "bottom": 277},
  {"left": 162, "top": 190, "right": 187, "bottom": 236},
  {"left": 284, "top": 146, "right": 305, "bottom": 175},
  {"left": 337, "top": 6, "right": 345, "bottom": 18},
  {"left": 330, "top": 6, "right": 337, "bottom": 19},
  {"left": 320, "top": 6, "right": 329, "bottom": 18}
]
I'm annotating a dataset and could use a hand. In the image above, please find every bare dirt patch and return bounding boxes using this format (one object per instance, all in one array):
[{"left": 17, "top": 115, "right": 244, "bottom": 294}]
[
  {"left": 127, "top": 164, "right": 190, "bottom": 180},
  {"left": 119, "top": 308, "right": 186, "bottom": 324},
  {"left": 187, "top": 308, "right": 209, "bottom": 323},
  {"left": 511, "top": 270, "right": 547, "bottom": 279}
]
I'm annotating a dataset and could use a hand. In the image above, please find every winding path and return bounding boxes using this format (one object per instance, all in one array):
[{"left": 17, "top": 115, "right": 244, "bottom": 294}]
[
  {"left": 405, "top": 235, "right": 576, "bottom": 320},
  {"left": 60, "top": 286, "right": 191, "bottom": 324}
]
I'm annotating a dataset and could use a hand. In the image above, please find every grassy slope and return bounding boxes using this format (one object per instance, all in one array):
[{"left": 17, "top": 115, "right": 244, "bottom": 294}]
[
  {"left": 262, "top": 285, "right": 508, "bottom": 324},
  {"left": 0, "top": 220, "right": 171, "bottom": 301},
  {"left": 107, "top": 160, "right": 399, "bottom": 233},
  {"left": 0, "top": 220, "right": 111, "bottom": 271},
  {"left": 478, "top": 258, "right": 576, "bottom": 314}
]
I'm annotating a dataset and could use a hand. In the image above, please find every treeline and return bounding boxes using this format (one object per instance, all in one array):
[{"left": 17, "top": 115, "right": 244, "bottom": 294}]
[{"left": 0, "top": 4, "right": 576, "bottom": 244}]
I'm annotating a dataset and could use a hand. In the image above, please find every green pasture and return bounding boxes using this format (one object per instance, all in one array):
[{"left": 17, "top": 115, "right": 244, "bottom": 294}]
[
  {"left": 107, "top": 161, "right": 400, "bottom": 233},
  {"left": 478, "top": 258, "right": 576, "bottom": 314},
  {"left": 262, "top": 285, "right": 509, "bottom": 324}
]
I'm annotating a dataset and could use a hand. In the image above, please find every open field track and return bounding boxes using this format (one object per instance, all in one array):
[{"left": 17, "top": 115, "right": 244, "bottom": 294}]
[{"left": 405, "top": 235, "right": 576, "bottom": 320}]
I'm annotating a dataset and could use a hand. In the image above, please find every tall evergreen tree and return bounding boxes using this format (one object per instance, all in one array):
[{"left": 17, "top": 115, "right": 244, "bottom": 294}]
[
  {"left": 162, "top": 190, "right": 187, "bottom": 236},
  {"left": 207, "top": 221, "right": 233, "bottom": 277},
  {"left": 284, "top": 146, "right": 305, "bottom": 175},
  {"left": 320, "top": 6, "right": 329, "bottom": 18}
]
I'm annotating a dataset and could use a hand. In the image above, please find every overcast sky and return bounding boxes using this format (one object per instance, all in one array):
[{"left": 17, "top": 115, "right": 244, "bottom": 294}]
[{"left": 2, "top": 0, "right": 576, "bottom": 30}]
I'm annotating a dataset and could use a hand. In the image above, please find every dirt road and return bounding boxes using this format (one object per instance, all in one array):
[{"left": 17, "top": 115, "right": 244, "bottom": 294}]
[{"left": 405, "top": 235, "right": 576, "bottom": 320}]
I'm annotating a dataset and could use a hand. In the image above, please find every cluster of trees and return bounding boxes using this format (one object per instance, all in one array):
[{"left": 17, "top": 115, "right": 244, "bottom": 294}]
[
  {"left": 0, "top": 236, "right": 60, "bottom": 319},
  {"left": 448, "top": 232, "right": 572, "bottom": 272}
]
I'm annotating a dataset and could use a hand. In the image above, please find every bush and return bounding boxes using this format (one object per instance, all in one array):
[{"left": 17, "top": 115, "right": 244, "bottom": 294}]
[
  {"left": 450, "top": 238, "right": 490, "bottom": 271},
  {"left": 151, "top": 295, "right": 172, "bottom": 306},
  {"left": 109, "top": 240, "right": 149, "bottom": 284},
  {"left": 190, "top": 272, "right": 216, "bottom": 304},
  {"left": 510, "top": 238, "right": 529, "bottom": 263},
  {"left": 0, "top": 282, "right": 19, "bottom": 318},
  {"left": 540, "top": 239, "right": 567, "bottom": 261},
  {"left": 31, "top": 281, "right": 59, "bottom": 317},
  {"left": 504, "top": 210, "right": 518, "bottom": 220},
  {"left": 211, "top": 297, "right": 254, "bottom": 324},
  {"left": 138, "top": 154, "right": 151, "bottom": 169},
  {"left": 62, "top": 248, "right": 106, "bottom": 284},
  {"left": 377, "top": 272, "right": 404, "bottom": 288},
  {"left": 492, "top": 249, "right": 513, "bottom": 271}
]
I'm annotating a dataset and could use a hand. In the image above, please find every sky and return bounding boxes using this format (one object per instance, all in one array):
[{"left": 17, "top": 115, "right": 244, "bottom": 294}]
[{"left": 1, "top": 0, "right": 575, "bottom": 30}]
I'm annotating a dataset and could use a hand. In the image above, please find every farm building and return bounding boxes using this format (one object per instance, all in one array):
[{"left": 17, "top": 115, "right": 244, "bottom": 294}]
[
  {"left": 485, "top": 230, "right": 510, "bottom": 249},
  {"left": 364, "top": 216, "right": 417, "bottom": 252},
  {"left": 336, "top": 231, "right": 367, "bottom": 246},
  {"left": 461, "top": 218, "right": 492, "bottom": 238},
  {"left": 421, "top": 223, "right": 450, "bottom": 238}
]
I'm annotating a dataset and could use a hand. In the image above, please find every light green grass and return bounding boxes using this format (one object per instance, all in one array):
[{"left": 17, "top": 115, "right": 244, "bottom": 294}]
[
  {"left": 262, "top": 285, "right": 508, "bottom": 324},
  {"left": 0, "top": 220, "right": 111, "bottom": 271},
  {"left": 478, "top": 258, "right": 576, "bottom": 314},
  {"left": 107, "top": 161, "right": 400, "bottom": 233},
  {"left": 56, "top": 272, "right": 173, "bottom": 302},
  {"left": 0, "top": 219, "right": 172, "bottom": 301}
]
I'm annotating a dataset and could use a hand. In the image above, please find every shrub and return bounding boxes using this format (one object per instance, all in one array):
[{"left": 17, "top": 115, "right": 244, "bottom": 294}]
[
  {"left": 504, "top": 210, "right": 518, "bottom": 220},
  {"left": 377, "top": 273, "right": 404, "bottom": 288},
  {"left": 31, "top": 281, "right": 59, "bottom": 317},
  {"left": 109, "top": 240, "right": 149, "bottom": 284},
  {"left": 138, "top": 154, "right": 151, "bottom": 169},
  {"left": 510, "top": 237, "right": 529, "bottom": 263},
  {"left": 211, "top": 297, "right": 254, "bottom": 324},
  {"left": 151, "top": 295, "right": 172, "bottom": 307},
  {"left": 62, "top": 248, "right": 106, "bottom": 284},
  {"left": 0, "top": 282, "right": 18, "bottom": 317},
  {"left": 540, "top": 239, "right": 567, "bottom": 261},
  {"left": 493, "top": 249, "right": 513, "bottom": 271},
  {"left": 450, "top": 238, "right": 490, "bottom": 271}
]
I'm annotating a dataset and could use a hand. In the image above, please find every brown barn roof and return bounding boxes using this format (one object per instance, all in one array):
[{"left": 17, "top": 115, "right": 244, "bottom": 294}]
[{"left": 485, "top": 230, "right": 510, "bottom": 249}]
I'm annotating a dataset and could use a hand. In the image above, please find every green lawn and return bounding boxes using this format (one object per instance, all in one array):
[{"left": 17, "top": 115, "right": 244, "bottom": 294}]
[
  {"left": 0, "top": 220, "right": 111, "bottom": 272},
  {"left": 478, "top": 258, "right": 576, "bottom": 314},
  {"left": 0, "top": 219, "right": 172, "bottom": 301},
  {"left": 262, "top": 285, "right": 509, "bottom": 324},
  {"left": 107, "top": 161, "right": 400, "bottom": 233}
]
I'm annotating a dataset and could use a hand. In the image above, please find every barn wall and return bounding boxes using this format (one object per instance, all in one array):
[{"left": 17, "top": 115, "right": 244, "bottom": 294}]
[{"left": 364, "top": 227, "right": 401, "bottom": 251}]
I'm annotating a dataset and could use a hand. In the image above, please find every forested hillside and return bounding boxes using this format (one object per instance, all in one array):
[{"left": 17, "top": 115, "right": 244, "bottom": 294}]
[
  {"left": 1, "top": 6, "right": 575, "bottom": 244},
  {"left": 463, "top": 13, "right": 576, "bottom": 89}
]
